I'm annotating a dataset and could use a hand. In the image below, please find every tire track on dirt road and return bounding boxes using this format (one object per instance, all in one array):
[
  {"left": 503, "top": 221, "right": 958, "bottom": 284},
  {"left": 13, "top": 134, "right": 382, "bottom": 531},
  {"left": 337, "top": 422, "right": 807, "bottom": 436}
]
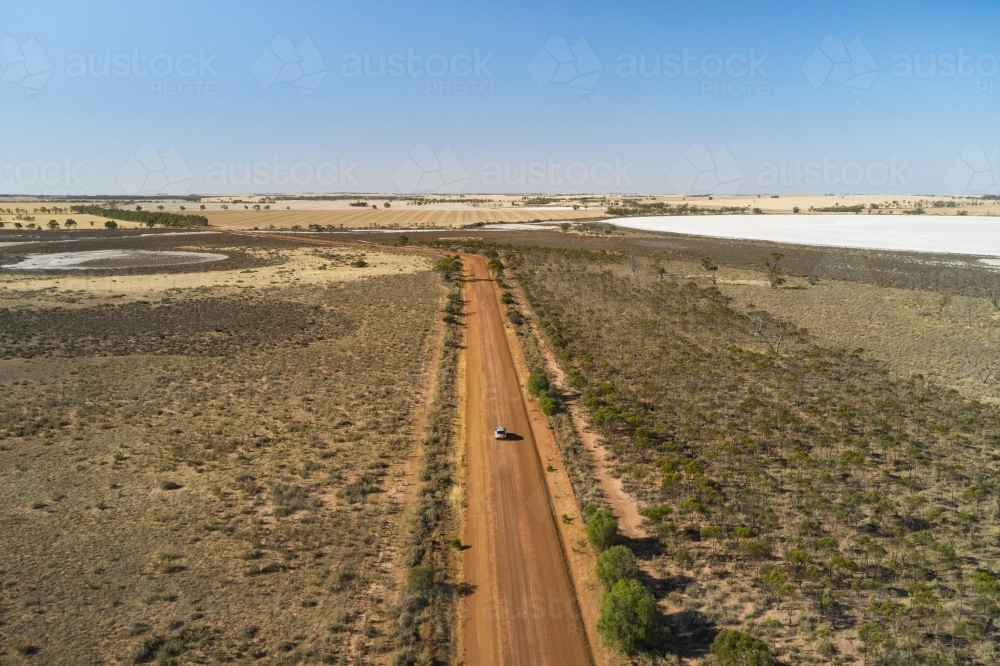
[{"left": 461, "top": 254, "right": 593, "bottom": 666}]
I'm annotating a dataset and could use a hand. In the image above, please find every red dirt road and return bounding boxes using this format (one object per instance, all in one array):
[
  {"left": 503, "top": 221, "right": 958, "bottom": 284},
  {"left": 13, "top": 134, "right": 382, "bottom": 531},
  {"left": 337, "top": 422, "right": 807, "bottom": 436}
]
[{"left": 461, "top": 254, "right": 593, "bottom": 666}]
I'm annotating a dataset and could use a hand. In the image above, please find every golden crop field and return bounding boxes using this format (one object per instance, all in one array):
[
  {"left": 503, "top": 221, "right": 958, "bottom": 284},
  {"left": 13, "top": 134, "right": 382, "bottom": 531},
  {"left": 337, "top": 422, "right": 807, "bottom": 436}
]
[{"left": 203, "top": 207, "right": 605, "bottom": 230}]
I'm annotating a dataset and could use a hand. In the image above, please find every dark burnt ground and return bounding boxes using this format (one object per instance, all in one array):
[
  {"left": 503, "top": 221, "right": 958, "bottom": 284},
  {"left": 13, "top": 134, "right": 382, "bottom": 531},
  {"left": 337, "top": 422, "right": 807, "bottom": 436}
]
[{"left": 0, "top": 294, "right": 352, "bottom": 359}]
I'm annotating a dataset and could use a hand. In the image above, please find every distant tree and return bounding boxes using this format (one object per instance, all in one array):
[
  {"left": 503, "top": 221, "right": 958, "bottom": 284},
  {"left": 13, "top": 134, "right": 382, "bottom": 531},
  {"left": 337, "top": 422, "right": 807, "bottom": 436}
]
[
  {"left": 761, "top": 251, "right": 785, "bottom": 289},
  {"left": 595, "top": 545, "right": 639, "bottom": 591},
  {"left": 105, "top": 220, "right": 118, "bottom": 230},
  {"left": 199, "top": 204, "right": 206, "bottom": 210},
  {"left": 585, "top": 509, "right": 620, "bottom": 552},
  {"left": 157, "top": 205, "right": 164, "bottom": 211},
  {"left": 958, "top": 300, "right": 976, "bottom": 327},
  {"left": 954, "top": 346, "right": 998, "bottom": 384},
  {"left": 384, "top": 202, "right": 391, "bottom": 208},
  {"left": 135, "top": 206, "right": 142, "bottom": 211},
  {"left": 649, "top": 252, "right": 667, "bottom": 281},
  {"left": 397, "top": 235, "right": 409, "bottom": 247},
  {"left": 748, "top": 313, "right": 785, "bottom": 353},
  {"left": 627, "top": 255, "right": 639, "bottom": 280},
  {"left": 221, "top": 204, "right": 229, "bottom": 210},
  {"left": 64, "top": 218, "right": 77, "bottom": 228},
  {"left": 253, "top": 204, "right": 261, "bottom": 212},
  {"left": 179, "top": 205, "right": 185, "bottom": 210},
  {"left": 559, "top": 222, "right": 570, "bottom": 232},
  {"left": 710, "top": 630, "right": 773, "bottom": 666},
  {"left": 372, "top": 205, "right": 378, "bottom": 210},
  {"left": 13, "top": 222, "right": 21, "bottom": 230},
  {"left": 793, "top": 206, "right": 801, "bottom": 213},
  {"left": 47, "top": 219, "right": 59, "bottom": 229},
  {"left": 701, "top": 256, "right": 718, "bottom": 284},
  {"left": 596, "top": 579, "right": 660, "bottom": 655}
]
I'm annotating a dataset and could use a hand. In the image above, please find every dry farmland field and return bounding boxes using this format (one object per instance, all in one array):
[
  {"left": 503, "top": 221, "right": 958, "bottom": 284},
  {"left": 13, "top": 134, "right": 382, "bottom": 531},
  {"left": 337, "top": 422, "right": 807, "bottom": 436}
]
[
  {"left": 0, "top": 231, "right": 458, "bottom": 665},
  {"left": 202, "top": 207, "right": 604, "bottom": 230}
]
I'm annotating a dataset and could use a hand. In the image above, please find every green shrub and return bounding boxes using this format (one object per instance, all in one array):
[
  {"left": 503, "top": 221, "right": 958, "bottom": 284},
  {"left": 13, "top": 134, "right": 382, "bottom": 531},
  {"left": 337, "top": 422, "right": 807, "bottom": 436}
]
[
  {"left": 407, "top": 565, "right": 434, "bottom": 592},
  {"left": 538, "top": 390, "right": 559, "bottom": 415},
  {"left": 597, "top": 579, "right": 660, "bottom": 654},
  {"left": 710, "top": 629, "right": 773, "bottom": 666},
  {"left": 527, "top": 372, "right": 550, "bottom": 397},
  {"left": 586, "top": 509, "right": 619, "bottom": 552},
  {"left": 131, "top": 635, "right": 165, "bottom": 663},
  {"left": 595, "top": 545, "right": 639, "bottom": 590}
]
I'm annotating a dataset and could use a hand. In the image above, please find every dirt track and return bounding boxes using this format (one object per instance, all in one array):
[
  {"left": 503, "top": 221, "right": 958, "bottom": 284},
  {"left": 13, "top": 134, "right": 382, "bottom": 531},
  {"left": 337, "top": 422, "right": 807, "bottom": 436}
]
[{"left": 461, "top": 254, "right": 592, "bottom": 666}]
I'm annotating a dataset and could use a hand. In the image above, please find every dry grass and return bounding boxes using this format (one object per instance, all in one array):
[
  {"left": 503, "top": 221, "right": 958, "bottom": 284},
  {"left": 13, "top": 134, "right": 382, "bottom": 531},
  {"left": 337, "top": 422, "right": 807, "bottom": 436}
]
[
  {"left": 713, "top": 269, "right": 1000, "bottom": 403},
  {"left": 0, "top": 246, "right": 447, "bottom": 664}
]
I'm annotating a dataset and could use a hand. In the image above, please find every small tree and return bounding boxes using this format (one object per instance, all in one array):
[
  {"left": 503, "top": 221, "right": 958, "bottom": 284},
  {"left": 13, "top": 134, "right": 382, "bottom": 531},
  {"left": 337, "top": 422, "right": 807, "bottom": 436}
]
[
  {"left": 761, "top": 251, "right": 785, "bottom": 289},
  {"left": 710, "top": 630, "right": 773, "bottom": 666},
  {"left": 432, "top": 256, "right": 462, "bottom": 280},
  {"left": 64, "top": 218, "right": 77, "bottom": 228},
  {"left": 47, "top": 219, "right": 59, "bottom": 229},
  {"left": 586, "top": 509, "right": 620, "bottom": 553},
  {"left": 595, "top": 545, "right": 639, "bottom": 591},
  {"left": 397, "top": 235, "right": 409, "bottom": 247},
  {"left": 701, "top": 256, "right": 718, "bottom": 284},
  {"left": 384, "top": 202, "right": 391, "bottom": 208},
  {"left": 650, "top": 252, "right": 667, "bottom": 281},
  {"left": 597, "top": 579, "right": 660, "bottom": 655},
  {"left": 105, "top": 220, "right": 118, "bottom": 230}
]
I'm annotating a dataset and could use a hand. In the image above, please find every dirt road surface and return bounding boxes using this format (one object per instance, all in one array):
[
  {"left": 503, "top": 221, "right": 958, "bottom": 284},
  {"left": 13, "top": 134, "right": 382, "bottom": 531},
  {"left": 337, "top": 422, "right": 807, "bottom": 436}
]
[{"left": 461, "top": 254, "right": 593, "bottom": 666}]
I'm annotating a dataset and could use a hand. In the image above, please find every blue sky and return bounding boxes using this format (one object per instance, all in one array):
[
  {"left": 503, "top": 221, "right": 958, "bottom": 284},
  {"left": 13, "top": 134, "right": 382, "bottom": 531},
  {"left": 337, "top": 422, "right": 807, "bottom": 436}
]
[{"left": 1, "top": 0, "right": 997, "bottom": 197}]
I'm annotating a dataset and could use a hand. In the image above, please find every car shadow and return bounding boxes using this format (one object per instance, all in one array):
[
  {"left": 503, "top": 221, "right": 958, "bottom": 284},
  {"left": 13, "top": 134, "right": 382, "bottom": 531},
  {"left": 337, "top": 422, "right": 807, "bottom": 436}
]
[{"left": 499, "top": 433, "right": 524, "bottom": 441}]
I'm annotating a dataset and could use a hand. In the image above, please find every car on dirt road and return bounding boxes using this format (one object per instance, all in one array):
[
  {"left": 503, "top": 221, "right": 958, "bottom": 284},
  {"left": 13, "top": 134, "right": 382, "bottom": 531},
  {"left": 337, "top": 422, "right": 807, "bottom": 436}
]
[{"left": 494, "top": 426, "right": 507, "bottom": 440}]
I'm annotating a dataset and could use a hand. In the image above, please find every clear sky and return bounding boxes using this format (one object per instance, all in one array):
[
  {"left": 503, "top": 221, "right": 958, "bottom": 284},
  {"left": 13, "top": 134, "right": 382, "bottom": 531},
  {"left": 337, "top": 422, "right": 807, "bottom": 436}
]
[{"left": 1, "top": 0, "right": 997, "bottom": 197}]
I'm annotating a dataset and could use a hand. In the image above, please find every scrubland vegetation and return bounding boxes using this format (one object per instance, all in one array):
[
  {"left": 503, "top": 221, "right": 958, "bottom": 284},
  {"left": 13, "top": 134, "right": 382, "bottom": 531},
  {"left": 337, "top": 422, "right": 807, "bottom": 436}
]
[
  {"left": 0, "top": 263, "right": 452, "bottom": 664},
  {"left": 433, "top": 234, "right": 1000, "bottom": 665}
]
